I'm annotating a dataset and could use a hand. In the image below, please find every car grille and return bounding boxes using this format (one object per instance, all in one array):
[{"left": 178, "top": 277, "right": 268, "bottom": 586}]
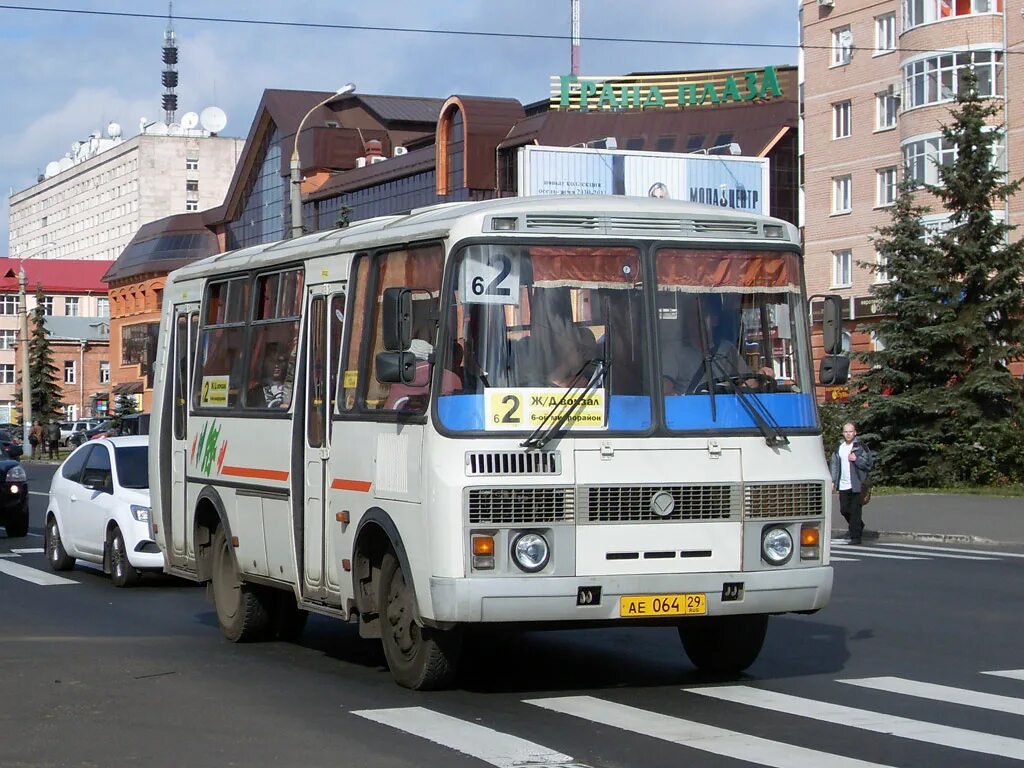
[
  {"left": 467, "top": 487, "right": 574, "bottom": 525},
  {"left": 577, "top": 484, "right": 740, "bottom": 523},
  {"left": 744, "top": 482, "right": 825, "bottom": 519}
]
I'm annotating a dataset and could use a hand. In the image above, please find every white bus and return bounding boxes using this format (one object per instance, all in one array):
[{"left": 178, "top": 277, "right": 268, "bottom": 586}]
[{"left": 150, "top": 195, "right": 847, "bottom": 689}]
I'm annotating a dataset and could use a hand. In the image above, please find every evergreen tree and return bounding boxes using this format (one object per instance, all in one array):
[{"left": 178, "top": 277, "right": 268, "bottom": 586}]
[
  {"left": 113, "top": 392, "right": 138, "bottom": 430},
  {"left": 14, "top": 287, "right": 64, "bottom": 424},
  {"left": 855, "top": 69, "right": 1024, "bottom": 485}
]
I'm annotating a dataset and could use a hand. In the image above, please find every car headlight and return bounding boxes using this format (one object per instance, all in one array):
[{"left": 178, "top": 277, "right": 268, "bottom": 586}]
[
  {"left": 761, "top": 526, "right": 794, "bottom": 565},
  {"left": 511, "top": 532, "right": 549, "bottom": 573},
  {"left": 6, "top": 464, "right": 27, "bottom": 482},
  {"left": 130, "top": 504, "right": 150, "bottom": 522}
]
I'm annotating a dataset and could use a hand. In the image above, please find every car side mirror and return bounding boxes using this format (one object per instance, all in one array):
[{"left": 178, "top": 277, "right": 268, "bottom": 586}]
[
  {"left": 819, "top": 354, "right": 850, "bottom": 385},
  {"left": 375, "top": 351, "right": 417, "bottom": 384},
  {"left": 381, "top": 288, "right": 412, "bottom": 351}
]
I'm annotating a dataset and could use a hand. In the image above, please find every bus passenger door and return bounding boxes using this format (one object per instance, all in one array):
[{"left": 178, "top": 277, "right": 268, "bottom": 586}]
[
  {"left": 301, "top": 287, "right": 345, "bottom": 601},
  {"left": 169, "top": 306, "right": 198, "bottom": 567}
]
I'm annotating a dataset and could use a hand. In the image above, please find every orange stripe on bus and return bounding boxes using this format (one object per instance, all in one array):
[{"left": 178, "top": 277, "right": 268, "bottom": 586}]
[
  {"left": 331, "top": 478, "right": 372, "bottom": 493},
  {"left": 221, "top": 465, "right": 290, "bottom": 482}
]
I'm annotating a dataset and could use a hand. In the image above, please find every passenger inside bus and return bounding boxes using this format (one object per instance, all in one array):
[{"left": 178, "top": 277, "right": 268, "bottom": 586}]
[{"left": 247, "top": 346, "right": 292, "bottom": 409}]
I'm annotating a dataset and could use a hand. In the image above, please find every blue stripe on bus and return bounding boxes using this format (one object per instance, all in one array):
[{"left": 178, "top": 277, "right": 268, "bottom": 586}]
[
  {"left": 436, "top": 395, "right": 652, "bottom": 432},
  {"left": 664, "top": 393, "right": 817, "bottom": 430}
]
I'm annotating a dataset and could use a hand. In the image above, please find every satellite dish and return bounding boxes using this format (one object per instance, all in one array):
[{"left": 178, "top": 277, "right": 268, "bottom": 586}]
[
  {"left": 200, "top": 106, "right": 227, "bottom": 133},
  {"left": 45, "top": 161, "right": 61, "bottom": 178},
  {"left": 58, "top": 157, "right": 74, "bottom": 171},
  {"left": 181, "top": 111, "right": 199, "bottom": 130},
  {"left": 149, "top": 121, "right": 169, "bottom": 136},
  {"left": 168, "top": 123, "right": 181, "bottom": 135},
  {"left": 107, "top": 122, "right": 122, "bottom": 139}
]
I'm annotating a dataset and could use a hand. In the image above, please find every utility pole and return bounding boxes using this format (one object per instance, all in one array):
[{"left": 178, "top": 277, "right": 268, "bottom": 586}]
[{"left": 18, "top": 267, "right": 32, "bottom": 457}]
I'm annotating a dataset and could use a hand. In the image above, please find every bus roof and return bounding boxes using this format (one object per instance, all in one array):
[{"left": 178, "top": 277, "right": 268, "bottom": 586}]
[{"left": 168, "top": 195, "right": 798, "bottom": 283}]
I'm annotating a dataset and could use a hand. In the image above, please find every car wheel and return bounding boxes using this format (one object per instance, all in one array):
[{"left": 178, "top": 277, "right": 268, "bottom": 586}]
[
  {"left": 45, "top": 515, "right": 75, "bottom": 571},
  {"left": 378, "top": 550, "right": 462, "bottom": 690},
  {"left": 210, "top": 527, "right": 272, "bottom": 642},
  {"left": 109, "top": 526, "right": 141, "bottom": 587},
  {"left": 4, "top": 507, "right": 29, "bottom": 538},
  {"left": 678, "top": 614, "right": 769, "bottom": 676}
]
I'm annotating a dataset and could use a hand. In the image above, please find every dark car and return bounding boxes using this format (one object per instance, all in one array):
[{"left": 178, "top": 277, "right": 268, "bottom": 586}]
[
  {"left": 0, "top": 458, "right": 29, "bottom": 537},
  {"left": 0, "top": 429, "right": 24, "bottom": 460}
]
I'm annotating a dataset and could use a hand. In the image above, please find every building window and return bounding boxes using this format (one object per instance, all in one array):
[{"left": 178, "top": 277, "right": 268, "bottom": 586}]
[
  {"left": 875, "top": 251, "right": 891, "bottom": 283},
  {"left": 655, "top": 136, "right": 676, "bottom": 152},
  {"left": 65, "top": 297, "right": 79, "bottom": 316},
  {"left": 877, "top": 167, "right": 898, "bottom": 206},
  {"left": 185, "top": 159, "right": 199, "bottom": 171},
  {"left": 186, "top": 179, "right": 199, "bottom": 192},
  {"left": 831, "top": 26, "right": 853, "bottom": 66},
  {"left": 833, "top": 249, "right": 853, "bottom": 287},
  {"left": 40, "top": 297, "right": 54, "bottom": 315},
  {"left": 64, "top": 360, "right": 76, "bottom": 384},
  {"left": 0, "top": 296, "right": 15, "bottom": 315},
  {"left": 832, "top": 175, "right": 853, "bottom": 214},
  {"left": 903, "top": 134, "right": 958, "bottom": 186},
  {"left": 876, "top": 91, "right": 899, "bottom": 129},
  {"left": 903, "top": 50, "right": 1003, "bottom": 110},
  {"left": 186, "top": 201, "right": 199, "bottom": 211},
  {"left": 0, "top": 364, "right": 14, "bottom": 384},
  {"left": 685, "top": 134, "right": 706, "bottom": 152},
  {"left": 0, "top": 330, "right": 16, "bottom": 350},
  {"left": 872, "top": 331, "right": 887, "bottom": 352},
  {"left": 99, "top": 360, "right": 110, "bottom": 384},
  {"left": 97, "top": 297, "right": 110, "bottom": 317},
  {"left": 833, "top": 101, "right": 852, "bottom": 139},
  {"left": 903, "top": 0, "right": 1003, "bottom": 31},
  {"left": 875, "top": 13, "right": 896, "bottom": 54},
  {"left": 225, "top": 124, "right": 286, "bottom": 249}
]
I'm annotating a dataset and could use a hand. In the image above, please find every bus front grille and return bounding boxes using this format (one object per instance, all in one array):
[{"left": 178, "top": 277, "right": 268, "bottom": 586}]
[
  {"left": 578, "top": 484, "right": 740, "bottom": 523},
  {"left": 465, "top": 451, "right": 561, "bottom": 477},
  {"left": 744, "top": 482, "right": 825, "bottom": 518},
  {"left": 467, "top": 487, "right": 574, "bottom": 524}
]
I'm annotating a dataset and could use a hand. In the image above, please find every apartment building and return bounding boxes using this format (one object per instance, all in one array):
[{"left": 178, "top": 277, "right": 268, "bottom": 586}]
[{"left": 801, "top": 0, "right": 1018, "bottom": 359}]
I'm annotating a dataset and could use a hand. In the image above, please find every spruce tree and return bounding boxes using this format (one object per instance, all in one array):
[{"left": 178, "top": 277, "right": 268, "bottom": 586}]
[{"left": 14, "top": 287, "right": 64, "bottom": 424}]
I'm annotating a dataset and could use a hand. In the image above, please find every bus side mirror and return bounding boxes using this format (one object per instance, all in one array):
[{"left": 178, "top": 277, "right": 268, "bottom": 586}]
[
  {"left": 819, "top": 354, "right": 850, "bottom": 385},
  {"left": 376, "top": 351, "right": 417, "bottom": 384},
  {"left": 382, "top": 288, "right": 412, "bottom": 351},
  {"left": 821, "top": 294, "right": 845, "bottom": 355}
]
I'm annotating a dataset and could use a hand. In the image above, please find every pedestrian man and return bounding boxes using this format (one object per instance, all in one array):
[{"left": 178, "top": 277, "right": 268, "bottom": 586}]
[
  {"left": 45, "top": 420, "right": 61, "bottom": 460},
  {"left": 830, "top": 422, "right": 873, "bottom": 545}
]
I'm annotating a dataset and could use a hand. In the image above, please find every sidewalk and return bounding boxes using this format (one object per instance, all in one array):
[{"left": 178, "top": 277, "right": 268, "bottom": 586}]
[{"left": 832, "top": 492, "right": 1024, "bottom": 546}]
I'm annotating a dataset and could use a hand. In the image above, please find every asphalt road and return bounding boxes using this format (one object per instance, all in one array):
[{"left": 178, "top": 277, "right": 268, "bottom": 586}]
[{"left": 2, "top": 463, "right": 1023, "bottom": 768}]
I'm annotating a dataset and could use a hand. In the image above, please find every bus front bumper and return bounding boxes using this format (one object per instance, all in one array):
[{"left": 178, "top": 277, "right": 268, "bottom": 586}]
[{"left": 427, "top": 566, "right": 833, "bottom": 624}]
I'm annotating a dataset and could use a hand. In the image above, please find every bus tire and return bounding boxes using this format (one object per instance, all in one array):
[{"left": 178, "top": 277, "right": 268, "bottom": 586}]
[
  {"left": 378, "top": 550, "right": 461, "bottom": 690},
  {"left": 211, "top": 527, "right": 271, "bottom": 642},
  {"left": 678, "top": 614, "right": 768, "bottom": 676}
]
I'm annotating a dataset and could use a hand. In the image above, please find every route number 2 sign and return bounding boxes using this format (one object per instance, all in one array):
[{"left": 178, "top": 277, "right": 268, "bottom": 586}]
[{"left": 462, "top": 250, "right": 519, "bottom": 305}]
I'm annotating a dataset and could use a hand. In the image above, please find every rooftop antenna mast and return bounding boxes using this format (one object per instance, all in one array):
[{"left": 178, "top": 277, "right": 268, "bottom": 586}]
[
  {"left": 570, "top": 0, "right": 581, "bottom": 75},
  {"left": 162, "top": 2, "right": 179, "bottom": 125}
]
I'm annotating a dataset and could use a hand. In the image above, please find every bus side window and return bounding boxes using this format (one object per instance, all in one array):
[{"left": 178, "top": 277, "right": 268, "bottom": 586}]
[
  {"left": 244, "top": 268, "right": 303, "bottom": 410},
  {"left": 193, "top": 277, "right": 248, "bottom": 410},
  {"left": 364, "top": 244, "right": 444, "bottom": 413},
  {"left": 339, "top": 255, "right": 370, "bottom": 411}
]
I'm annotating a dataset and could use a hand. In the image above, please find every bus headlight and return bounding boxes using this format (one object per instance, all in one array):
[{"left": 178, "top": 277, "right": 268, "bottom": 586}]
[
  {"left": 761, "top": 526, "right": 793, "bottom": 565},
  {"left": 511, "top": 532, "right": 549, "bottom": 573}
]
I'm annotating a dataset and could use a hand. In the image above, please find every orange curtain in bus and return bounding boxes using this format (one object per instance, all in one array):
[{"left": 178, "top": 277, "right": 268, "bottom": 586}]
[{"left": 656, "top": 249, "right": 801, "bottom": 291}]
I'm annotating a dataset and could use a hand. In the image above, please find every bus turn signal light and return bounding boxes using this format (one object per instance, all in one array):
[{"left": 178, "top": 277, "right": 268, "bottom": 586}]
[
  {"left": 471, "top": 534, "right": 495, "bottom": 570},
  {"left": 800, "top": 524, "right": 820, "bottom": 561}
]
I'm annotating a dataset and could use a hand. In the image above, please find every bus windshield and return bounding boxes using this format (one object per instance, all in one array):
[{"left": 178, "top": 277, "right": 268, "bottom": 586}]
[
  {"left": 439, "top": 244, "right": 651, "bottom": 433},
  {"left": 437, "top": 243, "right": 816, "bottom": 435}
]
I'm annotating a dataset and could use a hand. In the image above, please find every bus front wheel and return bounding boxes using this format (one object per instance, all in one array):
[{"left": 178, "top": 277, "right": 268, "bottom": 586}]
[
  {"left": 678, "top": 614, "right": 768, "bottom": 676},
  {"left": 378, "top": 550, "right": 461, "bottom": 690},
  {"left": 211, "top": 527, "right": 272, "bottom": 642}
]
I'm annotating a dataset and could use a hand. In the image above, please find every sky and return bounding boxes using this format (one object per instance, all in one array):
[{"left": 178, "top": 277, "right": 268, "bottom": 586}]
[{"left": 0, "top": 0, "right": 798, "bottom": 252}]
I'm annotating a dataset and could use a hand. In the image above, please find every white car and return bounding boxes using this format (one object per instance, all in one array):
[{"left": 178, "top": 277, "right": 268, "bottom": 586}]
[{"left": 44, "top": 435, "right": 159, "bottom": 586}]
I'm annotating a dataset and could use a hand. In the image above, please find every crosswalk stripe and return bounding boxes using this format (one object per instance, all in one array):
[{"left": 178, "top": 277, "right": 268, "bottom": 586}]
[
  {"left": 984, "top": 670, "right": 1024, "bottom": 681},
  {"left": 0, "top": 559, "right": 77, "bottom": 586},
  {"left": 841, "top": 676, "right": 1024, "bottom": 716},
  {"left": 352, "top": 706, "right": 577, "bottom": 768},
  {"left": 871, "top": 542, "right": 1024, "bottom": 559},
  {"left": 833, "top": 545, "right": 995, "bottom": 561},
  {"left": 526, "top": 695, "right": 894, "bottom": 767},
  {"left": 827, "top": 549, "right": 925, "bottom": 560},
  {"left": 10, "top": 548, "right": 44, "bottom": 554},
  {"left": 692, "top": 685, "right": 1024, "bottom": 760}
]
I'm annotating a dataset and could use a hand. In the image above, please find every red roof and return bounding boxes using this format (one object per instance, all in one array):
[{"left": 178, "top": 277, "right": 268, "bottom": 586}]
[{"left": 0, "top": 258, "right": 114, "bottom": 294}]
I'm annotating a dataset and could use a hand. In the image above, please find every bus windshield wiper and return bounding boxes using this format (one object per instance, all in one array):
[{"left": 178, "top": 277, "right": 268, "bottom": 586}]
[
  {"left": 521, "top": 358, "right": 609, "bottom": 450},
  {"left": 709, "top": 357, "right": 789, "bottom": 447}
]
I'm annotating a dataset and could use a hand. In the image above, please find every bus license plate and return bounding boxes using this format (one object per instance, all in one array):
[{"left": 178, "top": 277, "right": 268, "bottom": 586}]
[{"left": 620, "top": 593, "right": 706, "bottom": 618}]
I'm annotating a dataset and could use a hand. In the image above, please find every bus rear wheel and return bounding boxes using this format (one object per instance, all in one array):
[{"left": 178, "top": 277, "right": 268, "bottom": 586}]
[
  {"left": 678, "top": 614, "right": 769, "bottom": 676},
  {"left": 211, "top": 527, "right": 271, "bottom": 642},
  {"left": 378, "top": 550, "right": 461, "bottom": 690}
]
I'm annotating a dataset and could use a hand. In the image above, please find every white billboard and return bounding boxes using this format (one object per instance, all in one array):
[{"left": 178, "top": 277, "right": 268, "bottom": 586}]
[{"left": 517, "top": 145, "right": 770, "bottom": 216}]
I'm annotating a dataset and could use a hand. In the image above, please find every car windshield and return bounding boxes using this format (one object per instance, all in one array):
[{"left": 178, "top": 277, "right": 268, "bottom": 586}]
[
  {"left": 114, "top": 445, "right": 149, "bottom": 489},
  {"left": 439, "top": 244, "right": 650, "bottom": 433}
]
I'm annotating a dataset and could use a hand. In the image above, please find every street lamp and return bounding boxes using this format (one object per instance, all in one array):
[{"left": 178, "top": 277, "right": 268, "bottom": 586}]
[
  {"left": 696, "top": 142, "right": 743, "bottom": 156},
  {"left": 289, "top": 83, "right": 356, "bottom": 239},
  {"left": 17, "top": 267, "right": 32, "bottom": 457}
]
